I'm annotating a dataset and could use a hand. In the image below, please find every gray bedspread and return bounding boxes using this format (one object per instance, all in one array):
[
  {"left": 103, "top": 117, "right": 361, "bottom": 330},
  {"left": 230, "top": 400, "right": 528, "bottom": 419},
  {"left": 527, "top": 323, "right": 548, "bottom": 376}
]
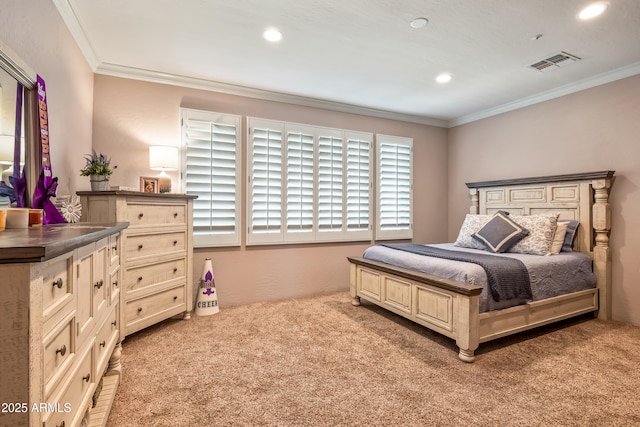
[
  {"left": 381, "top": 244, "right": 532, "bottom": 302},
  {"left": 363, "top": 243, "right": 596, "bottom": 312}
]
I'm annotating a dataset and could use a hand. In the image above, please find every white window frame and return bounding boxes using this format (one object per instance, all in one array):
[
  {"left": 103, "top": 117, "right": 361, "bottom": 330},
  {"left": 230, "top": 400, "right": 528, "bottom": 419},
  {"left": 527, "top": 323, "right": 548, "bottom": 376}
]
[
  {"left": 375, "top": 134, "right": 413, "bottom": 240},
  {"left": 247, "top": 117, "right": 373, "bottom": 245},
  {"left": 181, "top": 108, "right": 242, "bottom": 247}
]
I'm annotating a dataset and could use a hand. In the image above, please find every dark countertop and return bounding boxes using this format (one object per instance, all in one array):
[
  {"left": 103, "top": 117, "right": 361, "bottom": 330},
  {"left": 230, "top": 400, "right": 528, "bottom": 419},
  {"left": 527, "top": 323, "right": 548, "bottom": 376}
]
[{"left": 0, "top": 222, "right": 129, "bottom": 264}]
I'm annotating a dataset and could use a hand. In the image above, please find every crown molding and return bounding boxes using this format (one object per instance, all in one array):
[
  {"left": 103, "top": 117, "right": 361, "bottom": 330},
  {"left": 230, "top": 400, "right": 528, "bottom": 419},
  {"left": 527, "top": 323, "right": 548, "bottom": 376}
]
[
  {"left": 449, "top": 61, "right": 640, "bottom": 127},
  {"left": 53, "top": 0, "right": 100, "bottom": 70},
  {"left": 94, "top": 62, "right": 449, "bottom": 128}
]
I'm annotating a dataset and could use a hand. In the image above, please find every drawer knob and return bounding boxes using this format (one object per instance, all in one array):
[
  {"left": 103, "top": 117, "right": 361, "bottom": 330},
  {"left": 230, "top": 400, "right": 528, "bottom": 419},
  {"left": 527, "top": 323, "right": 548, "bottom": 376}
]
[
  {"left": 83, "top": 373, "right": 91, "bottom": 382},
  {"left": 173, "top": 296, "right": 178, "bottom": 302},
  {"left": 56, "top": 422, "right": 65, "bottom": 427},
  {"left": 138, "top": 244, "right": 143, "bottom": 250},
  {"left": 53, "top": 278, "right": 64, "bottom": 289},
  {"left": 173, "top": 240, "right": 178, "bottom": 245},
  {"left": 138, "top": 276, "right": 143, "bottom": 282},
  {"left": 138, "top": 213, "right": 144, "bottom": 219},
  {"left": 113, "top": 280, "right": 118, "bottom": 287},
  {"left": 112, "top": 320, "right": 117, "bottom": 327},
  {"left": 173, "top": 268, "right": 178, "bottom": 273},
  {"left": 173, "top": 212, "right": 178, "bottom": 218},
  {"left": 94, "top": 280, "right": 104, "bottom": 289},
  {"left": 56, "top": 344, "right": 67, "bottom": 356},
  {"left": 137, "top": 307, "right": 143, "bottom": 313},
  {"left": 100, "top": 340, "right": 106, "bottom": 348},
  {"left": 112, "top": 245, "right": 117, "bottom": 252}
]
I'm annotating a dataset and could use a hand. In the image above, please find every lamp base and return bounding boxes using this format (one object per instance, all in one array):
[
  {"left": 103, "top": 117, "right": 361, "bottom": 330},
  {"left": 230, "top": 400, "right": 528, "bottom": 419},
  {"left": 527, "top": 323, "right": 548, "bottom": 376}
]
[{"left": 157, "top": 170, "right": 172, "bottom": 193}]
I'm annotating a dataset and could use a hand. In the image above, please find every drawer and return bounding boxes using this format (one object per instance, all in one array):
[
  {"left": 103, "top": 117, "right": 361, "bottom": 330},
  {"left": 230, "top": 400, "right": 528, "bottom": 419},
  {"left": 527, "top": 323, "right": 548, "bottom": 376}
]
[
  {"left": 110, "top": 268, "right": 120, "bottom": 304},
  {"left": 109, "top": 233, "right": 120, "bottom": 268},
  {"left": 43, "top": 315, "right": 75, "bottom": 398},
  {"left": 42, "top": 253, "right": 74, "bottom": 318},
  {"left": 125, "top": 286, "right": 185, "bottom": 330},
  {"left": 93, "top": 269, "right": 109, "bottom": 322},
  {"left": 125, "top": 257, "right": 186, "bottom": 296},
  {"left": 125, "top": 202, "right": 187, "bottom": 227},
  {"left": 43, "top": 344, "right": 94, "bottom": 427},
  {"left": 125, "top": 231, "right": 186, "bottom": 260},
  {"left": 95, "top": 304, "right": 119, "bottom": 377}
]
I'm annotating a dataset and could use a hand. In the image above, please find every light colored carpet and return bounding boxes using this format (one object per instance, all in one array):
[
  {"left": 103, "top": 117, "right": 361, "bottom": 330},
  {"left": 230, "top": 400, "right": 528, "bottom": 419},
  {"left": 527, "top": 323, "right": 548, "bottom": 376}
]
[{"left": 106, "top": 292, "right": 640, "bottom": 426}]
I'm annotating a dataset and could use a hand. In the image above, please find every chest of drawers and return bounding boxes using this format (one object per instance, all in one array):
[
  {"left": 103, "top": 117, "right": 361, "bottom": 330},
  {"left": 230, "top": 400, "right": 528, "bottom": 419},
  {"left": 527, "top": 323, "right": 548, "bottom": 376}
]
[
  {"left": 0, "top": 223, "right": 126, "bottom": 427},
  {"left": 78, "top": 191, "right": 196, "bottom": 336}
]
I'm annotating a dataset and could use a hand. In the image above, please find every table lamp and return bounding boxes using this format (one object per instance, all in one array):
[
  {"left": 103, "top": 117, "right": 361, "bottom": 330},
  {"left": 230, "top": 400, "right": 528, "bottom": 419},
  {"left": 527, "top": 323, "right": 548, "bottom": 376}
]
[{"left": 149, "top": 145, "right": 179, "bottom": 193}]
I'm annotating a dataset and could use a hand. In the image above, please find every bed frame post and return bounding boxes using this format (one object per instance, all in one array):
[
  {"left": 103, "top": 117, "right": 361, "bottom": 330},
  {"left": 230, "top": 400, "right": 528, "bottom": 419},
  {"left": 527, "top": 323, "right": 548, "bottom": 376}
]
[
  {"left": 350, "top": 262, "right": 361, "bottom": 306},
  {"left": 469, "top": 188, "right": 479, "bottom": 214},
  {"left": 592, "top": 177, "right": 613, "bottom": 321},
  {"left": 456, "top": 294, "right": 480, "bottom": 363}
]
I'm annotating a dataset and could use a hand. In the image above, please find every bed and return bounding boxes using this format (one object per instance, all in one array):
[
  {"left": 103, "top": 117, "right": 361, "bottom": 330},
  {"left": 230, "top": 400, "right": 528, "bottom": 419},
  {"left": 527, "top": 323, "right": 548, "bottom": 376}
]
[{"left": 348, "top": 171, "right": 615, "bottom": 362}]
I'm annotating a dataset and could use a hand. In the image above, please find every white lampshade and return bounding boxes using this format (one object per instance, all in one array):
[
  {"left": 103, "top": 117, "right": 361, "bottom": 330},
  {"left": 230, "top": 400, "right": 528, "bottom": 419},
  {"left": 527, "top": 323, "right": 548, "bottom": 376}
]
[{"left": 149, "top": 145, "right": 179, "bottom": 171}]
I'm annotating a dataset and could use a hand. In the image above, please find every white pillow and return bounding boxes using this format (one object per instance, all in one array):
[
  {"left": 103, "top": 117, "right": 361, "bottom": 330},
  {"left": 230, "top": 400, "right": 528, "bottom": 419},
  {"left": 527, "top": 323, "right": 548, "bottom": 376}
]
[
  {"left": 453, "top": 214, "right": 494, "bottom": 250},
  {"left": 507, "top": 213, "right": 559, "bottom": 256},
  {"left": 549, "top": 221, "right": 569, "bottom": 255}
]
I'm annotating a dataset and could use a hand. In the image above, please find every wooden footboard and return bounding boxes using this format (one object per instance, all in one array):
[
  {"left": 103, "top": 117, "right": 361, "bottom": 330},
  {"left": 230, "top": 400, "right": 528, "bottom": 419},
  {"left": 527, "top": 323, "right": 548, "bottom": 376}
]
[
  {"left": 349, "top": 256, "right": 598, "bottom": 362},
  {"left": 348, "top": 256, "right": 483, "bottom": 362}
]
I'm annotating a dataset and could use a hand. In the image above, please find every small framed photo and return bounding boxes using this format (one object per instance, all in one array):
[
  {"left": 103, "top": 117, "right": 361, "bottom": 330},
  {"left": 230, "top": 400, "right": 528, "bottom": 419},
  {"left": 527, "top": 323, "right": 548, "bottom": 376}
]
[{"left": 140, "top": 176, "right": 159, "bottom": 193}]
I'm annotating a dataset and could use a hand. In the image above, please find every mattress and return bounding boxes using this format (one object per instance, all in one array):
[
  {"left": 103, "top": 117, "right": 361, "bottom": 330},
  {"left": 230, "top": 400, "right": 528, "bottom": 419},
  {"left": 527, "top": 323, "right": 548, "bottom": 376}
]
[{"left": 362, "top": 243, "right": 596, "bottom": 312}]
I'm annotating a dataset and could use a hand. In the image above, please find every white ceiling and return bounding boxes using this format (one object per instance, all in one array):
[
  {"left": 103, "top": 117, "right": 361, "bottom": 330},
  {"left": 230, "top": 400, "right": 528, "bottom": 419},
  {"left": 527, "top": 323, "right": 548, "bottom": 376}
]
[{"left": 54, "top": 0, "right": 640, "bottom": 127}]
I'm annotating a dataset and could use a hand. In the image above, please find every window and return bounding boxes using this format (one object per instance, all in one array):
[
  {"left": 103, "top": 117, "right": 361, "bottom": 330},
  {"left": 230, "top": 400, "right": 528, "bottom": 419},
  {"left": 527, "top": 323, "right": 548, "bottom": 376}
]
[
  {"left": 181, "top": 108, "right": 242, "bottom": 247},
  {"left": 247, "top": 118, "right": 372, "bottom": 245},
  {"left": 182, "top": 110, "right": 410, "bottom": 247},
  {"left": 376, "top": 134, "right": 413, "bottom": 240}
]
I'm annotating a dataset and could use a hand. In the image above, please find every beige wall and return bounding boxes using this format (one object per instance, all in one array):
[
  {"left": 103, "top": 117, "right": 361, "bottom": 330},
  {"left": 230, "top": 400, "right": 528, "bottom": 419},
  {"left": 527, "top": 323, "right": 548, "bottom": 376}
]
[
  {"left": 448, "top": 74, "right": 640, "bottom": 325},
  {"left": 92, "top": 75, "right": 449, "bottom": 306},
  {"left": 0, "top": 0, "right": 94, "bottom": 196}
]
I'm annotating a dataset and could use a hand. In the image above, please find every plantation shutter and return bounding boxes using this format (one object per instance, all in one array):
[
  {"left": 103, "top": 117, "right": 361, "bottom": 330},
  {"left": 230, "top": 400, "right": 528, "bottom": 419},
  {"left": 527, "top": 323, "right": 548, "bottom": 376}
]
[
  {"left": 181, "top": 109, "right": 241, "bottom": 247},
  {"left": 247, "top": 117, "right": 374, "bottom": 245},
  {"left": 318, "top": 134, "right": 343, "bottom": 233},
  {"left": 248, "top": 120, "right": 284, "bottom": 244},
  {"left": 286, "top": 130, "right": 314, "bottom": 235},
  {"left": 346, "top": 136, "right": 371, "bottom": 234},
  {"left": 376, "top": 135, "right": 413, "bottom": 240}
]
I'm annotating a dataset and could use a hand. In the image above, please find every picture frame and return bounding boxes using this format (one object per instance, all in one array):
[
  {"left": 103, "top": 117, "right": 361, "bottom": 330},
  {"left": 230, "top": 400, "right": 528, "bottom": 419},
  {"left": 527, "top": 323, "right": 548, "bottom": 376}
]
[{"left": 140, "top": 176, "right": 159, "bottom": 193}]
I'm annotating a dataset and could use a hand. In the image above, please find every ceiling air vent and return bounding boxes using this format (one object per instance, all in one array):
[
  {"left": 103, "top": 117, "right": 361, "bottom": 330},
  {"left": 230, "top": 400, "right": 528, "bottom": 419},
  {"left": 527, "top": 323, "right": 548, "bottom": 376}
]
[{"left": 529, "top": 51, "right": 581, "bottom": 72}]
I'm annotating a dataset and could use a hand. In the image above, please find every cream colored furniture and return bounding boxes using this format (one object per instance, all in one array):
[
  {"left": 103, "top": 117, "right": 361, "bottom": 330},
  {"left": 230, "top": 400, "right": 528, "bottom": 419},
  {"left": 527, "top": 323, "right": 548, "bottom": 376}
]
[
  {"left": 78, "top": 191, "right": 196, "bottom": 336},
  {"left": 0, "top": 223, "right": 127, "bottom": 427},
  {"left": 349, "top": 171, "right": 614, "bottom": 362}
]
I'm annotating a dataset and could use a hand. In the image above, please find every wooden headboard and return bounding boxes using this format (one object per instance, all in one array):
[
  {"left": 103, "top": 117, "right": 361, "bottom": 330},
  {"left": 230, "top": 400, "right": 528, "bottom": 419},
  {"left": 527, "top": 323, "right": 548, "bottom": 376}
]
[{"left": 466, "top": 171, "right": 615, "bottom": 320}]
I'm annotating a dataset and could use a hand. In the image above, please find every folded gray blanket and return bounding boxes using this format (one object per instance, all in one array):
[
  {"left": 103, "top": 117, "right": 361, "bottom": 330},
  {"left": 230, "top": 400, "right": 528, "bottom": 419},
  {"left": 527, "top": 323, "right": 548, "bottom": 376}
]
[{"left": 380, "top": 244, "right": 532, "bottom": 302}]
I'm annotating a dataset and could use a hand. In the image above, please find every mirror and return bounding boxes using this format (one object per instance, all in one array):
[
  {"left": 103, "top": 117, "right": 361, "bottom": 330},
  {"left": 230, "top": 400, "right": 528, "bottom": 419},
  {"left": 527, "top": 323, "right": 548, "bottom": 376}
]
[{"left": 0, "top": 40, "right": 39, "bottom": 208}]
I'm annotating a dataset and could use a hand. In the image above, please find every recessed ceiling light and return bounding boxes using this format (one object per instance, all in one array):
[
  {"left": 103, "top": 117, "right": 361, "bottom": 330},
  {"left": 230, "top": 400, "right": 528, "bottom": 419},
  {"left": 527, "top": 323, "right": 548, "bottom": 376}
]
[
  {"left": 436, "top": 73, "right": 453, "bottom": 84},
  {"left": 263, "top": 28, "right": 283, "bottom": 42},
  {"left": 578, "top": 2, "right": 609, "bottom": 20},
  {"left": 410, "top": 17, "right": 429, "bottom": 29}
]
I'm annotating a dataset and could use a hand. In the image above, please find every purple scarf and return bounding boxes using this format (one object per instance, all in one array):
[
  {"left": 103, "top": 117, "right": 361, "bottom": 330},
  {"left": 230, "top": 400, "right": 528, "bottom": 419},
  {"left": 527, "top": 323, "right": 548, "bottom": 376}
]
[{"left": 32, "top": 75, "right": 65, "bottom": 224}]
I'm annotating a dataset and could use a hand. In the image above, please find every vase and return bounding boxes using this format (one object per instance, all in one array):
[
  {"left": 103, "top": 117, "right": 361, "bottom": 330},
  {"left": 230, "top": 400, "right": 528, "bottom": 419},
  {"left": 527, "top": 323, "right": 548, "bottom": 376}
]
[{"left": 90, "top": 175, "right": 110, "bottom": 191}]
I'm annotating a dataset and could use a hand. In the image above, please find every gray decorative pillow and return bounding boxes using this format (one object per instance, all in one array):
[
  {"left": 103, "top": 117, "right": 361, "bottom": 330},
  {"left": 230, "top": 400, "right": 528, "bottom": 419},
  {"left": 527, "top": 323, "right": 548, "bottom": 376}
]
[
  {"left": 453, "top": 214, "right": 495, "bottom": 250},
  {"left": 472, "top": 212, "right": 529, "bottom": 253},
  {"left": 507, "top": 213, "right": 559, "bottom": 256},
  {"left": 560, "top": 220, "right": 580, "bottom": 252}
]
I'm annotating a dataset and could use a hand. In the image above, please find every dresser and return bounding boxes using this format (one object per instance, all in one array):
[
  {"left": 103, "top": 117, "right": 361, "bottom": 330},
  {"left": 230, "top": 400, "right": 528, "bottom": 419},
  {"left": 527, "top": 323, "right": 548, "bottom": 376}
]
[
  {"left": 77, "top": 191, "right": 196, "bottom": 336},
  {"left": 0, "top": 223, "right": 127, "bottom": 427}
]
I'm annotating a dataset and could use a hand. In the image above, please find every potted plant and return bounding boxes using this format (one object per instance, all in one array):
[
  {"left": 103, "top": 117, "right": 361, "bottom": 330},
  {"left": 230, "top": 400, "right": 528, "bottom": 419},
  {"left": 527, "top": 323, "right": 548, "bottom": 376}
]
[{"left": 80, "top": 150, "right": 116, "bottom": 191}]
